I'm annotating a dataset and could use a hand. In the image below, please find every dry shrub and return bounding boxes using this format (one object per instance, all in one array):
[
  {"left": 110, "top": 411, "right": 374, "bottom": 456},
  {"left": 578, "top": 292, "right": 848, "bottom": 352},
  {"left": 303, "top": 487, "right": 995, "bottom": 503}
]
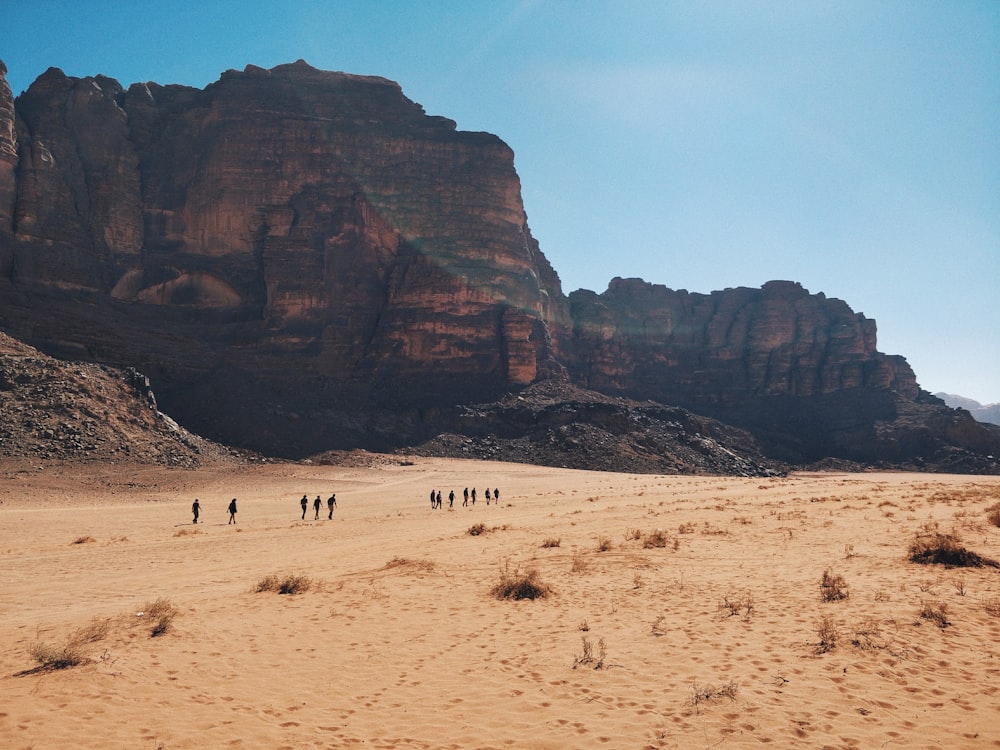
[
  {"left": 850, "top": 617, "right": 886, "bottom": 651},
  {"left": 71, "top": 535, "right": 96, "bottom": 545},
  {"left": 642, "top": 529, "right": 670, "bottom": 549},
  {"left": 919, "top": 601, "right": 951, "bottom": 628},
  {"left": 573, "top": 636, "right": 606, "bottom": 670},
  {"left": 820, "top": 568, "right": 850, "bottom": 601},
  {"left": 71, "top": 616, "right": 111, "bottom": 645},
  {"left": 984, "top": 597, "right": 1000, "bottom": 617},
  {"left": 29, "top": 642, "right": 87, "bottom": 671},
  {"left": 384, "top": 557, "right": 435, "bottom": 572},
  {"left": 540, "top": 538, "right": 561, "bottom": 548},
  {"left": 140, "top": 598, "right": 180, "bottom": 637},
  {"left": 468, "top": 522, "right": 487, "bottom": 536},
  {"left": 255, "top": 574, "right": 313, "bottom": 595},
  {"left": 986, "top": 502, "right": 1000, "bottom": 528},
  {"left": 908, "top": 523, "right": 999, "bottom": 568},
  {"left": 596, "top": 535, "right": 613, "bottom": 552},
  {"left": 570, "top": 554, "right": 588, "bottom": 573},
  {"left": 491, "top": 562, "right": 551, "bottom": 601},
  {"left": 720, "top": 591, "right": 755, "bottom": 620},
  {"left": 624, "top": 528, "right": 642, "bottom": 542},
  {"left": 815, "top": 615, "right": 839, "bottom": 653},
  {"left": 690, "top": 680, "right": 739, "bottom": 712}
]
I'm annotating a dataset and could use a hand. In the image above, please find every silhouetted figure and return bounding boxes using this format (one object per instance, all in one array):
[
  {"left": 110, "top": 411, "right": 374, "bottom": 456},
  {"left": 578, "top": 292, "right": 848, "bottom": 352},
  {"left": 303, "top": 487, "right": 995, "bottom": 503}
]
[
  {"left": 471, "top": 487, "right": 477, "bottom": 505},
  {"left": 494, "top": 488, "right": 500, "bottom": 504},
  {"left": 191, "top": 498, "right": 200, "bottom": 524},
  {"left": 327, "top": 494, "right": 336, "bottom": 519},
  {"left": 436, "top": 490, "right": 442, "bottom": 509},
  {"left": 301, "top": 494, "right": 308, "bottom": 520},
  {"left": 430, "top": 489, "right": 436, "bottom": 509},
  {"left": 485, "top": 488, "right": 491, "bottom": 505},
  {"left": 463, "top": 487, "right": 469, "bottom": 507},
  {"left": 313, "top": 495, "right": 322, "bottom": 520},
  {"left": 448, "top": 490, "right": 455, "bottom": 508},
  {"left": 228, "top": 498, "right": 238, "bottom": 524}
]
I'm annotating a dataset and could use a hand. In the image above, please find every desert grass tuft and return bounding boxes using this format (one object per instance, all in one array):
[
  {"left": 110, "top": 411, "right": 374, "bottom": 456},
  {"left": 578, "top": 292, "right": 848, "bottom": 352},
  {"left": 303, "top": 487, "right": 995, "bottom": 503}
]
[
  {"left": 919, "top": 601, "right": 951, "bottom": 628},
  {"left": 907, "top": 523, "right": 998, "bottom": 568},
  {"left": 490, "top": 561, "right": 551, "bottom": 601},
  {"left": 820, "top": 568, "right": 850, "bottom": 601},
  {"left": 573, "top": 636, "right": 606, "bottom": 670},
  {"left": 983, "top": 597, "right": 1000, "bottom": 617},
  {"left": 254, "top": 573, "right": 313, "bottom": 595},
  {"left": 540, "top": 537, "right": 561, "bottom": 548},
  {"left": 690, "top": 680, "right": 739, "bottom": 712},
  {"left": 719, "top": 590, "right": 755, "bottom": 620},
  {"left": 986, "top": 502, "right": 1000, "bottom": 528},
  {"left": 28, "top": 641, "right": 88, "bottom": 671},
  {"left": 140, "top": 598, "right": 180, "bottom": 637},
  {"left": 641, "top": 529, "right": 670, "bottom": 549},
  {"left": 595, "top": 535, "right": 613, "bottom": 552},
  {"left": 815, "top": 615, "right": 839, "bottom": 653}
]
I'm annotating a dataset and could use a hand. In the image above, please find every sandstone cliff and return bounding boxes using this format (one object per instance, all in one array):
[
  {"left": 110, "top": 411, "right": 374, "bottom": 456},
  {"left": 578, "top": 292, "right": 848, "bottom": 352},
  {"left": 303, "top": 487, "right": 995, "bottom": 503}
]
[{"left": 0, "top": 59, "right": 996, "bottom": 470}]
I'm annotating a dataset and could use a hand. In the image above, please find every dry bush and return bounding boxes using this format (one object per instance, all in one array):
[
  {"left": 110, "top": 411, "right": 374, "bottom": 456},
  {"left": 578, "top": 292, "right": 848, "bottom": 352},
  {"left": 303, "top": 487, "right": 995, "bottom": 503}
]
[
  {"left": 71, "top": 535, "right": 96, "bottom": 545},
  {"left": 573, "top": 636, "right": 606, "bottom": 670},
  {"left": 468, "top": 522, "right": 487, "bottom": 536},
  {"left": 540, "top": 538, "right": 561, "bottom": 548},
  {"left": 624, "top": 528, "right": 642, "bottom": 542},
  {"left": 815, "top": 615, "right": 839, "bottom": 653},
  {"left": 650, "top": 615, "right": 665, "bottom": 636},
  {"left": 29, "top": 642, "right": 88, "bottom": 671},
  {"left": 570, "top": 554, "right": 588, "bottom": 573},
  {"left": 140, "top": 598, "right": 180, "bottom": 637},
  {"left": 596, "top": 535, "right": 613, "bottom": 552},
  {"left": 986, "top": 502, "right": 1000, "bottom": 528},
  {"left": 690, "top": 680, "right": 739, "bottom": 712},
  {"left": 255, "top": 573, "right": 313, "bottom": 595},
  {"left": 384, "top": 557, "right": 435, "bottom": 572},
  {"left": 677, "top": 522, "right": 695, "bottom": 534},
  {"left": 908, "top": 523, "right": 999, "bottom": 568},
  {"left": 491, "top": 562, "right": 551, "bottom": 601},
  {"left": 642, "top": 529, "right": 670, "bottom": 549},
  {"left": 919, "top": 601, "right": 951, "bottom": 628},
  {"left": 71, "top": 616, "right": 111, "bottom": 645},
  {"left": 719, "top": 590, "right": 755, "bottom": 620},
  {"left": 820, "top": 568, "right": 850, "bottom": 601},
  {"left": 983, "top": 597, "right": 1000, "bottom": 617},
  {"left": 850, "top": 617, "right": 887, "bottom": 651}
]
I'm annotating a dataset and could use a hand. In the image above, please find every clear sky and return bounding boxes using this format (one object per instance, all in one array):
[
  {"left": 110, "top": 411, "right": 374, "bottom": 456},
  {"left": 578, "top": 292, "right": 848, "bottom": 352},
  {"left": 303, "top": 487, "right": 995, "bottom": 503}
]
[{"left": 3, "top": 1, "right": 998, "bottom": 403}]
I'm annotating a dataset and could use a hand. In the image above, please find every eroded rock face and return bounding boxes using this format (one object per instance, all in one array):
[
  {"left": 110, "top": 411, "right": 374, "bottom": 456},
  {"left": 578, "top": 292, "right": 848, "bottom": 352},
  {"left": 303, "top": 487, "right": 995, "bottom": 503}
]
[{"left": 0, "top": 58, "right": 995, "bottom": 468}]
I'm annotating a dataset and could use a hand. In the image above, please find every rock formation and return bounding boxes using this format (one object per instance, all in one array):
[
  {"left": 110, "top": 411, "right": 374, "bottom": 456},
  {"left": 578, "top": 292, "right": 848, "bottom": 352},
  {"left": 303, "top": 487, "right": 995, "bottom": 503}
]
[{"left": 0, "top": 59, "right": 996, "bottom": 471}]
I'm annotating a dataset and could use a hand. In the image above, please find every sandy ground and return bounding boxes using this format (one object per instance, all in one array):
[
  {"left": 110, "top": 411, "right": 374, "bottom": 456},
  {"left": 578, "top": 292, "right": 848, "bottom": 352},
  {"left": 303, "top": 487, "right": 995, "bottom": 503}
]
[{"left": 1, "top": 456, "right": 999, "bottom": 749}]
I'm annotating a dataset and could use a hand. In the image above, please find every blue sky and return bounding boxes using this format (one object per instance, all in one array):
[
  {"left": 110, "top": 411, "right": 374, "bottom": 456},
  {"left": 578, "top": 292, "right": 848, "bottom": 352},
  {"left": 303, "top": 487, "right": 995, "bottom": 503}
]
[{"left": 3, "top": 1, "right": 998, "bottom": 403}]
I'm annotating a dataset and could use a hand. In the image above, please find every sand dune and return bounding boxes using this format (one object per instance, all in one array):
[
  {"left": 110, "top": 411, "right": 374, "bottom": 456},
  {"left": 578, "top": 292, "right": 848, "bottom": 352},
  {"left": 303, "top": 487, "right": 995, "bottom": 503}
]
[{"left": 1, "top": 457, "right": 999, "bottom": 749}]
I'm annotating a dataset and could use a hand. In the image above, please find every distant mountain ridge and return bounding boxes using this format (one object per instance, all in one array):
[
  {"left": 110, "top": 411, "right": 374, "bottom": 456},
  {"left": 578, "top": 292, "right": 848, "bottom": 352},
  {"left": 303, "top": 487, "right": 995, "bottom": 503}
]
[
  {"left": 935, "top": 393, "right": 1000, "bottom": 427},
  {"left": 1, "top": 59, "right": 998, "bottom": 472}
]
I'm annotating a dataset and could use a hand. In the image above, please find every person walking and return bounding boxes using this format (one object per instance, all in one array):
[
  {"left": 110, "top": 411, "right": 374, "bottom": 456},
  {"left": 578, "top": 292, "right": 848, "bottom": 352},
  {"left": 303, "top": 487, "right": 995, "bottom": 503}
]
[
  {"left": 327, "top": 493, "right": 336, "bottom": 519},
  {"left": 430, "top": 489, "right": 436, "bottom": 509},
  {"left": 471, "top": 487, "right": 476, "bottom": 506},
  {"left": 448, "top": 490, "right": 455, "bottom": 508},
  {"left": 463, "top": 487, "right": 469, "bottom": 507},
  {"left": 313, "top": 495, "right": 322, "bottom": 520},
  {"left": 228, "top": 498, "right": 238, "bottom": 524},
  {"left": 300, "top": 494, "right": 308, "bottom": 520},
  {"left": 191, "top": 498, "right": 200, "bottom": 524},
  {"left": 436, "top": 490, "right": 442, "bottom": 509}
]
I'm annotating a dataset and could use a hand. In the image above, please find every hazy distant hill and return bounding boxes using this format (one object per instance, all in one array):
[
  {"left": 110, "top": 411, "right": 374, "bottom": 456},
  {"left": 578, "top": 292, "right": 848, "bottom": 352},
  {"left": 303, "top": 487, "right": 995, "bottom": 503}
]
[{"left": 935, "top": 393, "right": 1000, "bottom": 426}]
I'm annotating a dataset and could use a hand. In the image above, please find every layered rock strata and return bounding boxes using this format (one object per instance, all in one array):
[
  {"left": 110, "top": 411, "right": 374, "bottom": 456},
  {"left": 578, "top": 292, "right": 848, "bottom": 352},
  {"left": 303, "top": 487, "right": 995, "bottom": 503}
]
[{"left": 0, "top": 59, "right": 996, "bottom": 469}]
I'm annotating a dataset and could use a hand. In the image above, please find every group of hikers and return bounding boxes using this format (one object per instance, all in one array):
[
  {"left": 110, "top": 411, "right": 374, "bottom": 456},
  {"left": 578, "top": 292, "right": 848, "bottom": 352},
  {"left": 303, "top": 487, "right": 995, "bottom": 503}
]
[
  {"left": 189, "top": 493, "right": 338, "bottom": 525},
  {"left": 300, "top": 493, "right": 338, "bottom": 520},
  {"left": 429, "top": 486, "right": 500, "bottom": 509},
  {"left": 190, "top": 497, "right": 238, "bottom": 525}
]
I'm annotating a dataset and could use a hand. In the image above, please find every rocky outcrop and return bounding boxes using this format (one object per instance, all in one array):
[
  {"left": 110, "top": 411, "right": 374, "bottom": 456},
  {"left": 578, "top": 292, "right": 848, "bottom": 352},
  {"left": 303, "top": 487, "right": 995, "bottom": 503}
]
[
  {"left": 1, "top": 59, "right": 996, "bottom": 470},
  {"left": 560, "top": 278, "right": 941, "bottom": 461}
]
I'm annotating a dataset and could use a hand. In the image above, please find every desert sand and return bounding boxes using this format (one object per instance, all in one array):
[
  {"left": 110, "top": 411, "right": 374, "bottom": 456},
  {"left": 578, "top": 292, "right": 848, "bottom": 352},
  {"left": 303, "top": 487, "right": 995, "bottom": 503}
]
[{"left": 1, "top": 456, "right": 998, "bottom": 749}]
